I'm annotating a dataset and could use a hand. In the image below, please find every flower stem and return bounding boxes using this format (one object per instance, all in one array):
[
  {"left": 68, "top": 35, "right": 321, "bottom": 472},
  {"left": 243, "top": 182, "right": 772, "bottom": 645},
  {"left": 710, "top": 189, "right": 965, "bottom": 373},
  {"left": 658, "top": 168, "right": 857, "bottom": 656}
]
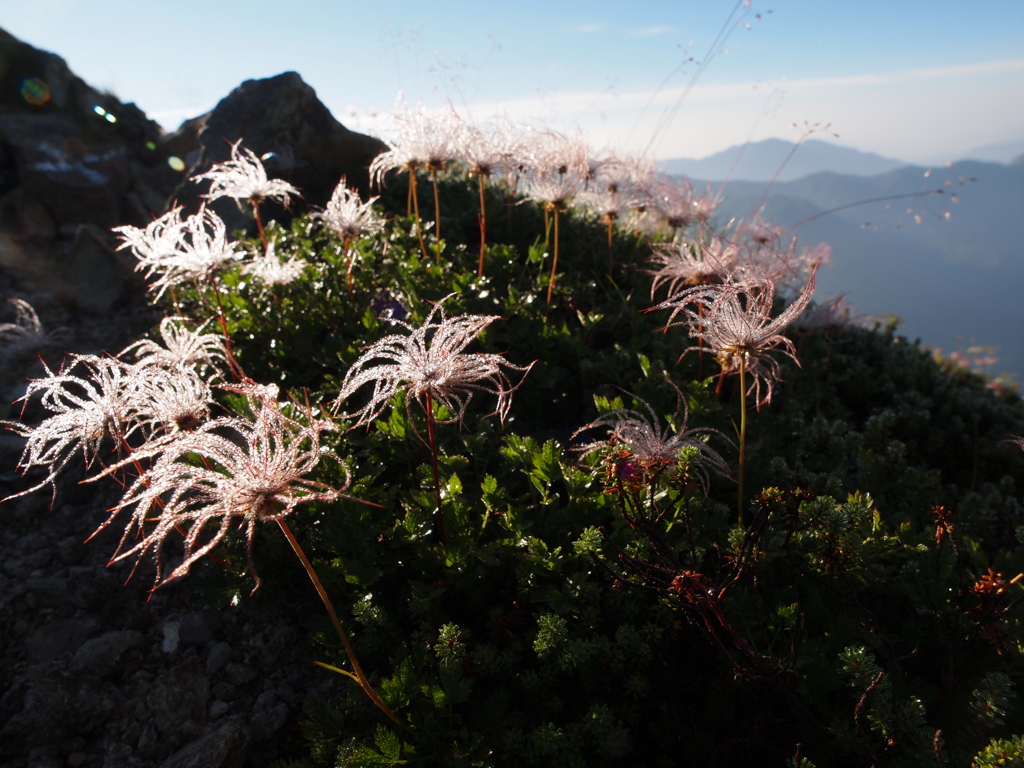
[
  {"left": 738, "top": 356, "right": 747, "bottom": 527},
  {"left": 343, "top": 235, "right": 354, "bottom": 299},
  {"left": 425, "top": 392, "right": 447, "bottom": 546},
  {"left": 606, "top": 216, "right": 614, "bottom": 275},
  {"left": 250, "top": 201, "right": 268, "bottom": 252},
  {"left": 431, "top": 168, "right": 442, "bottom": 262},
  {"left": 207, "top": 277, "right": 244, "bottom": 381},
  {"left": 546, "top": 207, "right": 561, "bottom": 305},
  {"left": 276, "top": 519, "right": 406, "bottom": 729},
  {"left": 409, "top": 171, "right": 429, "bottom": 262},
  {"left": 477, "top": 174, "right": 488, "bottom": 277}
]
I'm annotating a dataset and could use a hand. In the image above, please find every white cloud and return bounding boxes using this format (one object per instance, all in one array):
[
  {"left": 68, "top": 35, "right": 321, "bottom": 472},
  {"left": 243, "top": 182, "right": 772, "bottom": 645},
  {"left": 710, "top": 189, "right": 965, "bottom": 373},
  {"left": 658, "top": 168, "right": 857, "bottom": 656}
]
[
  {"left": 772, "top": 58, "right": 1024, "bottom": 95},
  {"left": 468, "top": 57, "right": 1024, "bottom": 114},
  {"left": 628, "top": 25, "right": 673, "bottom": 38},
  {"left": 457, "top": 57, "right": 1024, "bottom": 162}
]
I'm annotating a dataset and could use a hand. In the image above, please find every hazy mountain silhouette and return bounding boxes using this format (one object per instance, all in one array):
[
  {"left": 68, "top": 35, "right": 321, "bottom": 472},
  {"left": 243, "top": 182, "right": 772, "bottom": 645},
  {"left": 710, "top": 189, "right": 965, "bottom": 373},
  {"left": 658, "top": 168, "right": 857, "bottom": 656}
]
[
  {"left": 952, "top": 139, "right": 1024, "bottom": 164},
  {"left": 694, "top": 161, "right": 1024, "bottom": 382},
  {"left": 660, "top": 139, "right": 907, "bottom": 182}
]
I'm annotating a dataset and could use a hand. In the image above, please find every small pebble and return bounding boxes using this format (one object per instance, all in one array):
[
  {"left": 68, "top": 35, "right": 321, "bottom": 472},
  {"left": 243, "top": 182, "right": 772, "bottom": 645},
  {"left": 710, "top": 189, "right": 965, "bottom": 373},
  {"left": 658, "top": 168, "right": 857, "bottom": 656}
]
[{"left": 162, "top": 620, "right": 180, "bottom": 654}]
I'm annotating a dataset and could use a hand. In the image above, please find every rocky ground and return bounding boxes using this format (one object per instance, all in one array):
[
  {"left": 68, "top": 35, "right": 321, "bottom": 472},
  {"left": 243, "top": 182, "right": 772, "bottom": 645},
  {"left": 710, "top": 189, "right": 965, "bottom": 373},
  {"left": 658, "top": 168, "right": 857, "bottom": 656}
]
[{"left": 0, "top": 297, "right": 347, "bottom": 768}]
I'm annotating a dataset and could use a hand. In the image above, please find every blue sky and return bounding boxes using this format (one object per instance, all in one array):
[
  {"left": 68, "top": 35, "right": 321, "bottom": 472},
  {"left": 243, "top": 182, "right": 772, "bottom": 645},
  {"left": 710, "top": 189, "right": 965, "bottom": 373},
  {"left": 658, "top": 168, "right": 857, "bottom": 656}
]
[{"left": 3, "top": 0, "right": 1023, "bottom": 162}]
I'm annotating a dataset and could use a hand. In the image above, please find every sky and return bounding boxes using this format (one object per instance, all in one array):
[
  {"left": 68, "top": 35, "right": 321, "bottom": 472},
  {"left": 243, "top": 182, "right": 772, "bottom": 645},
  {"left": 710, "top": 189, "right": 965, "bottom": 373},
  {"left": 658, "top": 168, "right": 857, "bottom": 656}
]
[{"left": 3, "top": 0, "right": 1023, "bottom": 163}]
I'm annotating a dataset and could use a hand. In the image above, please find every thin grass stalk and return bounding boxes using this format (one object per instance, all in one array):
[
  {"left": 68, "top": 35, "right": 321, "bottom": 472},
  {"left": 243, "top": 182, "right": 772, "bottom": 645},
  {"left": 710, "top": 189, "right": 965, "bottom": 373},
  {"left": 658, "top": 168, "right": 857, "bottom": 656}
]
[
  {"left": 276, "top": 519, "right": 406, "bottom": 729},
  {"left": 409, "top": 172, "right": 429, "bottom": 261},
  {"left": 546, "top": 207, "right": 561, "bottom": 305},
  {"left": 477, "top": 175, "right": 488, "bottom": 277},
  {"left": 738, "top": 355, "right": 747, "bottom": 527},
  {"left": 431, "top": 168, "right": 442, "bottom": 262},
  {"left": 425, "top": 392, "right": 447, "bottom": 546}
]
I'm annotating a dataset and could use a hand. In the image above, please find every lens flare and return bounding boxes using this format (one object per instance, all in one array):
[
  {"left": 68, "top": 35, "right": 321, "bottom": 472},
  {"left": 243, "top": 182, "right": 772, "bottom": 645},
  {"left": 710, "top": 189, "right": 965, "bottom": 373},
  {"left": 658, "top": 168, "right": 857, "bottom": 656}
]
[
  {"left": 20, "top": 78, "right": 50, "bottom": 106},
  {"left": 93, "top": 105, "right": 117, "bottom": 123},
  {"left": 167, "top": 156, "right": 186, "bottom": 172}
]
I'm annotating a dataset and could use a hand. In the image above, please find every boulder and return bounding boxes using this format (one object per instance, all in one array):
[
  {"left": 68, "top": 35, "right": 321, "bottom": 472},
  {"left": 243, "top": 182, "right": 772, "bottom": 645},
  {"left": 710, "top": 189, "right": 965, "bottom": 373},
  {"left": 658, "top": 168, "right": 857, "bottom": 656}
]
[{"left": 167, "top": 71, "right": 387, "bottom": 233}]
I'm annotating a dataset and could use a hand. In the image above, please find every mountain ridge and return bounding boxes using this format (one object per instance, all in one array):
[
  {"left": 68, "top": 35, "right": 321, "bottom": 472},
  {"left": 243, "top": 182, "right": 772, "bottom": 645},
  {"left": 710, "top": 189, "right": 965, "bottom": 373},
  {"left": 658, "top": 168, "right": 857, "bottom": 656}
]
[
  {"left": 660, "top": 137, "right": 1024, "bottom": 183},
  {"left": 696, "top": 160, "right": 1024, "bottom": 381},
  {"left": 659, "top": 138, "right": 909, "bottom": 182}
]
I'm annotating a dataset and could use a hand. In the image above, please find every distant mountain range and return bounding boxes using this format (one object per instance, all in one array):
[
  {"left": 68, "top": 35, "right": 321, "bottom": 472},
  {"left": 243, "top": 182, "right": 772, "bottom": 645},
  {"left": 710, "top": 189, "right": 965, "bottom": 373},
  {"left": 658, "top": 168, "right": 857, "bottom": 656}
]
[
  {"left": 947, "top": 139, "right": 1024, "bottom": 165},
  {"left": 659, "top": 137, "right": 1024, "bottom": 182},
  {"left": 687, "top": 159, "right": 1024, "bottom": 382},
  {"left": 659, "top": 139, "right": 909, "bottom": 182}
]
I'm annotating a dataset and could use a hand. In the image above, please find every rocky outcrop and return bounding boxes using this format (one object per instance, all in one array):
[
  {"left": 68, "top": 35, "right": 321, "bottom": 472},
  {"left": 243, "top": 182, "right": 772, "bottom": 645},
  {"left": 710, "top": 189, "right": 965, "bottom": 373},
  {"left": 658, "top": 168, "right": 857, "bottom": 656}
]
[
  {"left": 0, "top": 27, "right": 181, "bottom": 317},
  {"left": 0, "top": 27, "right": 386, "bottom": 319},
  {"left": 166, "top": 72, "right": 387, "bottom": 235}
]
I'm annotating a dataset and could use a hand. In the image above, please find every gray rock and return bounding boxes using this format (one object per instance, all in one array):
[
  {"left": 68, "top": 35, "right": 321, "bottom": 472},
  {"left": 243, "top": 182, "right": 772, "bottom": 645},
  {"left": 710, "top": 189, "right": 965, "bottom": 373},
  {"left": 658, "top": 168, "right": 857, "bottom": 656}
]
[
  {"left": 162, "top": 620, "right": 181, "bottom": 654},
  {"left": 1, "top": 664, "right": 120, "bottom": 755},
  {"left": 158, "top": 716, "right": 248, "bottom": 768},
  {"left": 23, "top": 547, "right": 52, "bottom": 569},
  {"left": 57, "top": 224, "right": 128, "bottom": 313},
  {"left": 223, "top": 662, "right": 257, "bottom": 687},
  {"left": 206, "top": 641, "right": 232, "bottom": 675},
  {"left": 69, "top": 630, "right": 143, "bottom": 678},
  {"left": 250, "top": 701, "right": 288, "bottom": 737},
  {"left": 208, "top": 699, "right": 230, "bottom": 720},
  {"left": 23, "top": 577, "right": 69, "bottom": 609},
  {"left": 0, "top": 187, "right": 57, "bottom": 242},
  {"left": 179, "top": 611, "right": 216, "bottom": 645},
  {"left": 25, "top": 617, "right": 96, "bottom": 663},
  {"left": 147, "top": 657, "right": 210, "bottom": 737}
]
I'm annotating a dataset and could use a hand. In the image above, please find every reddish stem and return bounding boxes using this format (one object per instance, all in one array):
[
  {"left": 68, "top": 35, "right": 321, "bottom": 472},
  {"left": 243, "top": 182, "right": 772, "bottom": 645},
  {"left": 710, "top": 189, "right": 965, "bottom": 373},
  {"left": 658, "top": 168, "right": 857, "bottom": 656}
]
[
  {"left": 207, "top": 277, "right": 245, "bottom": 381},
  {"left": 277, "top": 519, "right": 406, "bottom": 729},
  {"left": 477, "top": 174, "right": 488, "bottom": 277},
  {"left": 546, "top": 207, "right": 561, "bottom": 305},
  {"left": 250, "top": 201, "right": 268, "bottom": 251},
  {"left": 425, "top": 392, "right": 446, "bottom": 546}
]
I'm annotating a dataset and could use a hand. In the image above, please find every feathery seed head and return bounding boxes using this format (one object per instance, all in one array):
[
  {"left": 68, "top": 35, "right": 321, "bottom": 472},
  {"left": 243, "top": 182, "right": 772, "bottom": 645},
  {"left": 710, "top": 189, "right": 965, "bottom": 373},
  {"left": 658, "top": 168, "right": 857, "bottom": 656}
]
[
  {"left": 369, "top": 103, "right": 462, "bottom": 187},
  {"left": 113, "top": 207, "right": 187, "bottom": 272},
  {"left": 120, "top": 316, "right": 226, "bottom": 375},
  {"left": 122, "top": 207, "right": 242, "bottom": 298},
  {"left": 320, "top": 178, "right": 384, "bottom": 241},
  {"left": 573, "top": 389, "right": 730, "bottom": 493},
  {"left": 3, "top": 355, "right": 139, "bottom": 501},
  {"left": 98, "top": 385, "right": 346, "bottom": 589},
  {"left": 453, "top": 119, "right": 521, "bottom": 179},
  {"left": 0, "top": 299, "right": 67, "bottom": 363},
  {"left": 195, "top": 140, "right": 300, "bottom": 206},
  {"left": 652, "top": 265, "right": 818, "bottom": 406},
  {"left": 241, "top": 237, "right": 308, "bottom": 286},
  {"left": 646, "top": 236, "right": 739, "bottom": 298},
  {"left": 335, "top": 295, "right": 533, "bottom": 429}
]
